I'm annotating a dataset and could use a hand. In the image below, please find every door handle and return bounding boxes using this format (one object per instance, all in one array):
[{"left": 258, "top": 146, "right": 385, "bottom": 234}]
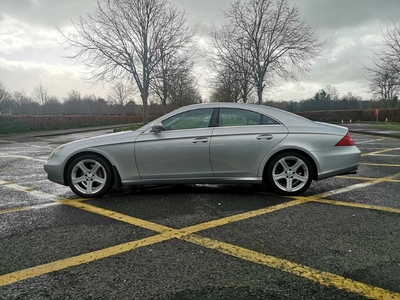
[
  {"left": 256, "top": 134, "right": 273, "bottom": 140},
  {"left": 192, "top": 137, "right": 209, "bottom": 143}
]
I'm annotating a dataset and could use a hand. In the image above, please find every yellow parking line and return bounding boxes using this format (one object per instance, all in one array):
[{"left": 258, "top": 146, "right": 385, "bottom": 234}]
[
  {"left": 0, "top": 199, "right": 305, "bottom": 287},
  {"left": 310, "top": 198, "right": 400, "bottom": 214},
  {"left": 314, "top": 173, "right": 400, "bottom": 199},
  {"left": 180, "top": 199, "right": 307, "bottom": 234},
  {"left": 362, "top": 148, "right": 400, "bottom": 156},
  {"left": 337, "top": 175, "right": 400, "bottom": 183},
  {"left": 61, "top": 199, "right": 307, "bottom": 235},
  {"left": 3, "top": 198, "right": 399, "bottom": 300},
  {"left": 184, "top": 235, "right": 400, "bottom": 300},
  {"left": 0, "top": 233, "right": 173, "bottom": 287},
  {"left": 60, "top": 200, "right": 173, "bottom": 233},
  {"left": 361, "top": 163, "right": 400, "bottom": 167},
  {"left": 1, "top": 178, "right": 400, "bottom": 298},
  {"left": 353, "top": 133, "right": 397, "bottom": 141}
]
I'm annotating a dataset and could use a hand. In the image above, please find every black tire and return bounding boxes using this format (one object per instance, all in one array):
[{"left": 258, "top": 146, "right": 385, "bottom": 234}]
[
  {"left": 67, "top": 154, "right": 113, "bottom": 198},
  {"left": 266, "top": 152, "right": 313, "bottom": 196}
]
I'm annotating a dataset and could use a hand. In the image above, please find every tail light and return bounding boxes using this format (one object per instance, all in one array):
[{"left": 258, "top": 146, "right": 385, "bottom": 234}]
[{"left": 335, "top": 133, "right": 355, "bottom": 146}]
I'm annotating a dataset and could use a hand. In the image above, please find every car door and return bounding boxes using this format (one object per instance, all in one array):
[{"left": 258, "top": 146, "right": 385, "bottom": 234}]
[
  {"left": 135, "top": 108, "right": 215, "bottom": 179},
  {"left": 210, "top": 108, "right": 288, "bottom": 178}
]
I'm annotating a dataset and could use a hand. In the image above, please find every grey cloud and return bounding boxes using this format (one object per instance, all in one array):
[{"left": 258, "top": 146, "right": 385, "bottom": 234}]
[
  {"left": 291, "top": 0, "right": 400, "bottom": 30},
  {"left": 0, "top": 0, "right": 98, "bottom": 27}
]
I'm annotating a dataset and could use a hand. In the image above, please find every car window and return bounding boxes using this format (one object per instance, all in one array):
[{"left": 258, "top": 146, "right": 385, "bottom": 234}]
[
  {"left": 162, "top": 108, "right": 214, "bottom": 131},
  {"left": 261, "top": 114, "right": 280, "bottom": 125},
  {"left": 219, "top": 108, "right": 279, "bottom": 127}
]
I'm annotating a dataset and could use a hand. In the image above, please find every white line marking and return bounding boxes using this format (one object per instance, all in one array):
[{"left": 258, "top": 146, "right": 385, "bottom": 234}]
[
  {"left": 0, "top": 154, "right": 47, "bottom": 163},
  {"left": 0, "top": 179, "right": 61, "bottom": 201}
]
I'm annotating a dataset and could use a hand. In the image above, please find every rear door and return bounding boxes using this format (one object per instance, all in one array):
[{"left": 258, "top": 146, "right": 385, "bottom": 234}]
[{"left": 210, "top": 108, "right": 288, "bottom": 178}]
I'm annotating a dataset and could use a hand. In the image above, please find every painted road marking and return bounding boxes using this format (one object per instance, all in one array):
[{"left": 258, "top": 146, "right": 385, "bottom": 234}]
[
  {"left": 183, "top": 234, "right": 400, "bottom": 300},
  {"left": 0, "top": 202, "right": 60, "bottom": 214},
  {"left": 310, "top": 198, "right": 400, "bottom": 214},
  {"left": 0, "top": 180, "right": 61, "bottom": 202},
  {"left": 337, "top": 175, "right": 400, "bottom": 183},
  {"left": 0, "top": 154, "right": 47, "bottom": 163},
  {"left": 0, "top": 139, "right": 21, "bottom": 145},
  {"left": 1, "top": 144, "right": 400, "bottom": 298},
  {"left": 362, "top": 148, "right": 400, "bottom": 156},
  {"left": 361, "top": 163, "right": 400, "bottom": 167},
  {"left": 356, "top": 138, "right": 383, "bottom": 144},
  {"left": 0, "top": 199, "right": 305, "bottom": 286},
  {"left": 313, "top": 173, "right": 400, "bottom": 199},
  {"left": 1, "top": 199, "right": 399, "bottom": 300}
]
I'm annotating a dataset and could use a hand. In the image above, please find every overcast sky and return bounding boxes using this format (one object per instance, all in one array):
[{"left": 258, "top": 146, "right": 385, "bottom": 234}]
[{"left": 0, "top": 0, "right": 399, "bottom": 102}]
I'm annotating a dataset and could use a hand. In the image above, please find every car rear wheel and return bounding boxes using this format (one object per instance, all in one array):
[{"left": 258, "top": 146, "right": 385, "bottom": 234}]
[
  {"left": 67, "top": 154, "right": 113, "bottom": 198},
  {"left": 267, "top": 152, "right": 313, "bottom": 196}
]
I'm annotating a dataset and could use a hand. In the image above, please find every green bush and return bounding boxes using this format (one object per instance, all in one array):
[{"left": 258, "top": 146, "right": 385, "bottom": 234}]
[
  {"left": 0, "top": 115, "right": 156, "bottom": 134},
  {"left": 297, "top": 108, "right": 400, "bottom": 123}
]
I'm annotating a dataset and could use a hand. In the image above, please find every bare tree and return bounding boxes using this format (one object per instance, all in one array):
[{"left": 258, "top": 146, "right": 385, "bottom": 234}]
[
  {"left": 324, "top": 84, "right": 340, "bottom": 101},
  {"left": 211, "top": 0, "right": 323, "bottom": 104},
  {"left": 169, "top": 67, "right": 202, "bottom": 107},
  {"left": 366, "top": 63, "right": 400, "bottom": 108},
  {"left": 377, "top": 19, "right": 400, "bottom": 73},
  {"left": 11, "top": 90, "right": 39, "bottom": 115},
  {"left": 61, "top": 0, "right": 194, "bottom": 124},
  {"left": 210, "top": 66, "right": 242, "bottom": 103},
  {"left": 32, "top": 84, "right": 50, "bottom": 106},
  {"left": 365, "top": 20, "right": 400, "bottom": 108},
  {"left": 107, "top": 81, "right": 135, "bottom": 115},
  {"left": 151, "top": 51, "right": 192, "bottom": 112},
  {"left": 0, "top": 81, "right": 11, "bottom": 114},
  {"left": 210, "top": 25, "right": 254, "bottom": 103}
]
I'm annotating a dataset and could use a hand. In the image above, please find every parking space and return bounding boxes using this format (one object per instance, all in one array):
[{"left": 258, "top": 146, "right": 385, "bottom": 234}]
[{"left": 0, "top": 130, "right": 399, "bottom": 299}]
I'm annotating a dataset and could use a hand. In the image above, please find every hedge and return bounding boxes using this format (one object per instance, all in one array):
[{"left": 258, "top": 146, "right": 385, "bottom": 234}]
[
  {"left": 297, "top": 108, "right": 400, "bottom": 123},
  {"left": 0, "top": 115, "right": 156, "bottom": 134},
  {"left": 1, "top": 109, "right": 399, "bottom": 134}
]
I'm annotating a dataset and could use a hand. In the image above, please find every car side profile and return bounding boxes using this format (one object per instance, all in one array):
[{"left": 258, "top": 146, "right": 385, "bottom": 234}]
[{"left": 44, "top": 103, "right": 361, "bottom": 198}]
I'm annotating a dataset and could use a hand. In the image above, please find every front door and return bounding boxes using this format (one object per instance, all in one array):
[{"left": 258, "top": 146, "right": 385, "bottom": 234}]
[{"left": 135, "top": 108, "right": 214, "bottom": 179}]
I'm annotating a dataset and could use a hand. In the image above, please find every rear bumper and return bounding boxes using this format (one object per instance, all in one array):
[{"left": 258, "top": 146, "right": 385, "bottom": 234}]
[
  {"left": 317, "top": 165, "right": 358, "bottom": 180},
  {"left": 313, "top": 146, "right": 361, "bottom": 181}
]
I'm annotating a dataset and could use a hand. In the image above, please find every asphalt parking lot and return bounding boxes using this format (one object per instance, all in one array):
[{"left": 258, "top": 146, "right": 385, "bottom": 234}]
[{"left": 0, "top": 128, "right": 399, "bottom": 300}]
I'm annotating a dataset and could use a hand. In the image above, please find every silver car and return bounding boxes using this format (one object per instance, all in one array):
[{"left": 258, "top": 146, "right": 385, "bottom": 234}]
[{"left": 44, "top": 103, "right": 361, "bottom": 198}]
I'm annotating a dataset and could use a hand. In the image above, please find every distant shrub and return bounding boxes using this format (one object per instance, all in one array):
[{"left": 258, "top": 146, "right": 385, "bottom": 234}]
[
  {"left": 0, "top": 115, "right": 156, "bottom": 134},
  {"left": 297, "top": 108, "right": 400, "bottom": 123}
]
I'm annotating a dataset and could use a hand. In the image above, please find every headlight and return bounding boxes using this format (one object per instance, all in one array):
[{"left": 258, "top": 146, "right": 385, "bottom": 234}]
[{"left": 48, "top": 145, "right": 66, "bottom": 160}]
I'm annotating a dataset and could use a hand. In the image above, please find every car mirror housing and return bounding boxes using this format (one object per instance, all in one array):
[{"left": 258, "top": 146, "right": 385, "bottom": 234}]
[{"left": 150, "top": 122, "right": 164, "bottom": 132}]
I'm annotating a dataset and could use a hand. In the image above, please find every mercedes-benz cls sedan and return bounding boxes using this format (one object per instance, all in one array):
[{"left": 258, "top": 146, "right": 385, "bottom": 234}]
[{"left": 44, "top": 103, "right": 361, "bottom": 198}]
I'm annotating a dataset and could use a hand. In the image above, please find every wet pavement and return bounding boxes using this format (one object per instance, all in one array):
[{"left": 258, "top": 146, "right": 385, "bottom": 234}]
[{"left": 0, "top": 125, "right": 399, "bottom": 299}]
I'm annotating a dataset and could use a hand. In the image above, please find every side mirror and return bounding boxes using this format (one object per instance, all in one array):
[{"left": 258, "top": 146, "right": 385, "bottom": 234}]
[{"left": 150, "top": 122, "right": 164, "bottom": 132}]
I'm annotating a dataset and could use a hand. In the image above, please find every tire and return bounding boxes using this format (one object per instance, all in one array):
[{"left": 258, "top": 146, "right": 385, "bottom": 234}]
[
  {"left": 266, "top": 152, "right": 313, "bottom": 196},
  {"left": 67, "top": 154, "right": 113, "bottom": 198}
]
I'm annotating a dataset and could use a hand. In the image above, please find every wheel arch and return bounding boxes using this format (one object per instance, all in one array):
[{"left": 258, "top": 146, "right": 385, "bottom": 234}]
[{"left": 262, "top": 149, "right": 318, "bottom": 183}]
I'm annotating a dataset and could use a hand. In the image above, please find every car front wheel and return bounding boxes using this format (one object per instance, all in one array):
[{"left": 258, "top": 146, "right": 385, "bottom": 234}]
[
  {"left": 67, "top": 154, "right": 113, "bottom": 198},
  {"left": 267, "top": 152, "right": 313, "bottom": 196}
]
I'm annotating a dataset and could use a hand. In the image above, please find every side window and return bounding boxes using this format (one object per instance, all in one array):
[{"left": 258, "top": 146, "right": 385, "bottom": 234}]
[
  {"left": 161, "top": 108, "right": 214, "bottom": 131},
  {"left": 261, "top": 114, "right": 279, "bottom": 125},
  {"left": 219, "top": 108, "right": 279, "bottom": 127}
]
